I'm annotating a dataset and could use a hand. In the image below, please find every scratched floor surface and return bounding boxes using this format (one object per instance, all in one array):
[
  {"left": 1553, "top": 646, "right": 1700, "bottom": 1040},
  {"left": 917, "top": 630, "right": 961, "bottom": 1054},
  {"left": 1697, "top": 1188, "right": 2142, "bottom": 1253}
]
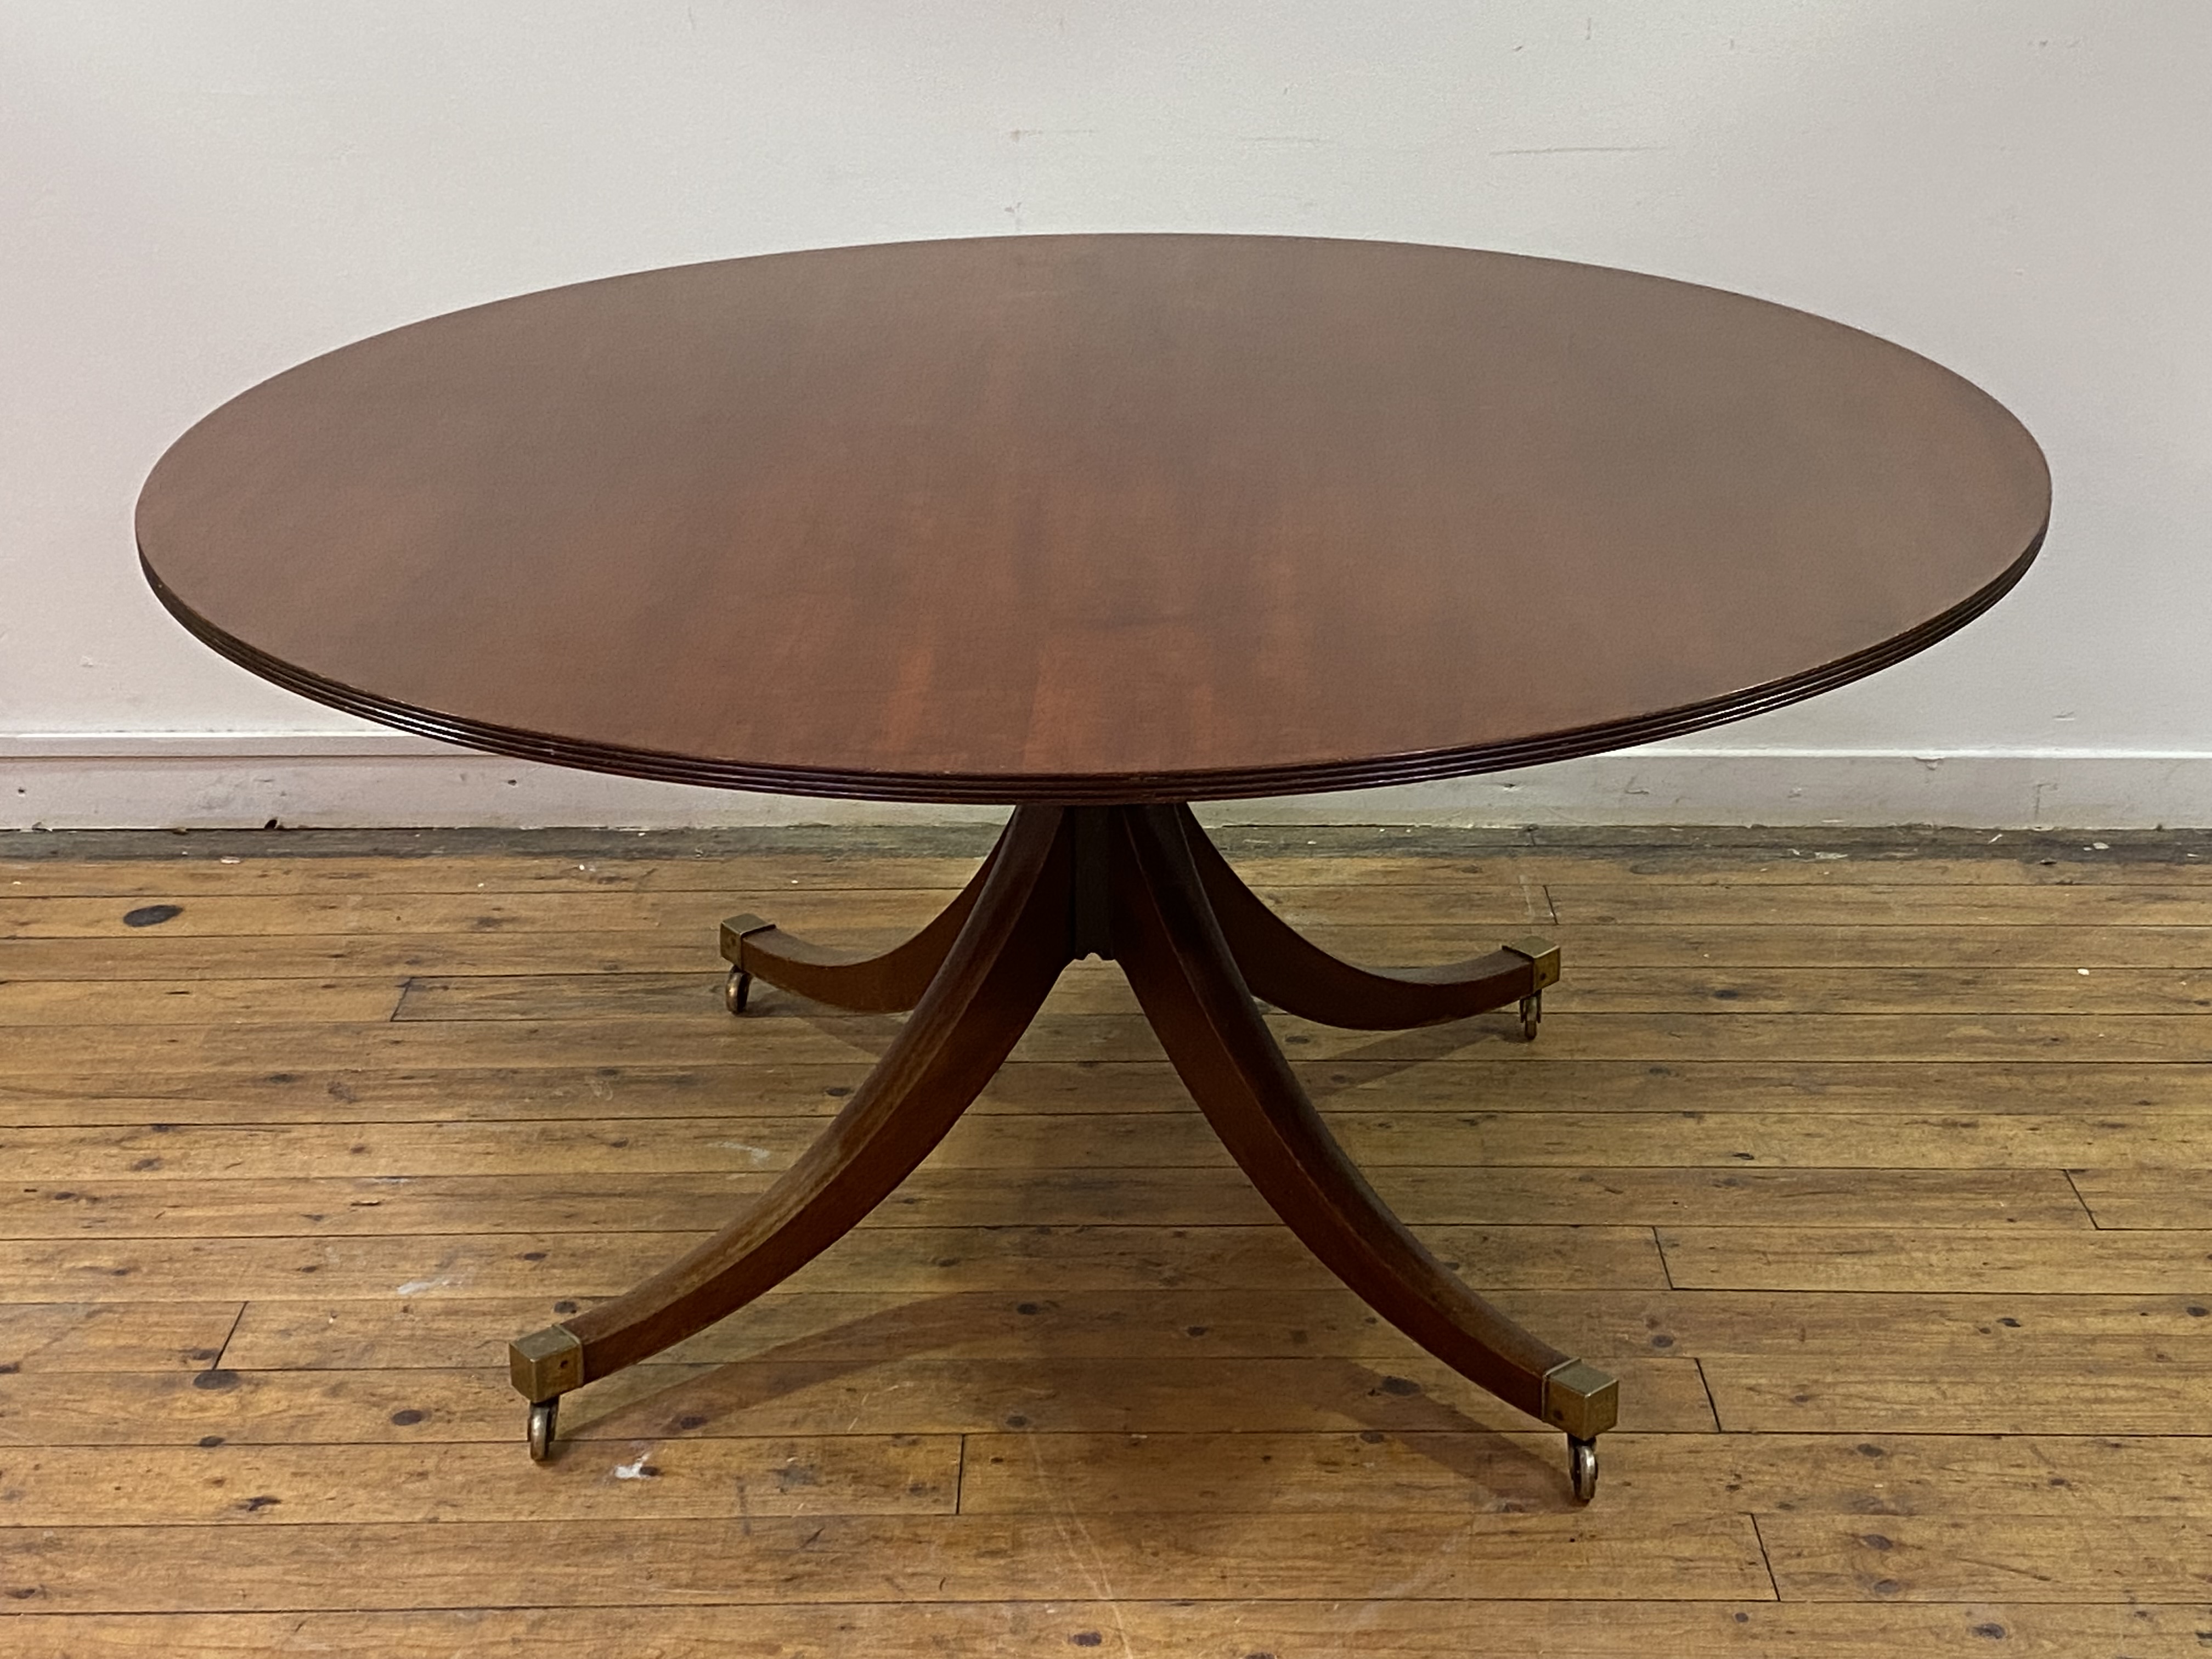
[{"left": 2, "top": 822, "right": 2210, "bottom": 1656}]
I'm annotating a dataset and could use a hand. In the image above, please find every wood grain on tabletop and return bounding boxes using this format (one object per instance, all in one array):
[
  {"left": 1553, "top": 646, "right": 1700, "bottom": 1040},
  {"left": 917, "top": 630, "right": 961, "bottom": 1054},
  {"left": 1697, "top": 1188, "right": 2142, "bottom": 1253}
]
[{"left": 134, "top": 236, "right": 2046, "bottom": 803}]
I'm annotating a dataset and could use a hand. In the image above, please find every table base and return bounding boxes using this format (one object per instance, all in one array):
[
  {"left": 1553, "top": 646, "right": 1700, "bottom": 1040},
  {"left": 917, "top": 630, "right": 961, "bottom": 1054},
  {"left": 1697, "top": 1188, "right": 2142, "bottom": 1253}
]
[{"left": 507, "top": 804, "right": 1619, "bottom": 1500}]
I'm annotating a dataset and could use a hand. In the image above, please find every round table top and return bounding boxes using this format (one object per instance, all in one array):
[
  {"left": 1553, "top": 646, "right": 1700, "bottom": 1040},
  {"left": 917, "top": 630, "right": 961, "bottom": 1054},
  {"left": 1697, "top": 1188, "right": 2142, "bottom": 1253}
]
[{"left": 138, "top": 234, "right": 2049, "bottom": 804}]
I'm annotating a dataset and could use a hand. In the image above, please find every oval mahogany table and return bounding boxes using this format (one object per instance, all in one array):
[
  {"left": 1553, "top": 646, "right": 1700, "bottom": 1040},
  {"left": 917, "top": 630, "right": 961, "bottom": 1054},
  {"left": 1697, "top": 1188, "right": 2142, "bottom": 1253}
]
[{"left": 139, "top": 234, "right": 2050, "bottom": 1499}]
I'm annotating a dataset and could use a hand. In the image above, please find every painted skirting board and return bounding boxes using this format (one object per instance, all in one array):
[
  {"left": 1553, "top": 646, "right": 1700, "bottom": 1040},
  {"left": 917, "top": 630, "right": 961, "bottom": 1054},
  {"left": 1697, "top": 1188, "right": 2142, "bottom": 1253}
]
[{"left": 3, "top": 733, "right": 2208, "bottom": 830}]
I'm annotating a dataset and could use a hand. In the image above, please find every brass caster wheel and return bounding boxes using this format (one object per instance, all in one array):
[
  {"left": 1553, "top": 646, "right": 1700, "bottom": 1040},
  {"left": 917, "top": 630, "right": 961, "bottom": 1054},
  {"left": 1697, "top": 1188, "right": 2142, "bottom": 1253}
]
[
  {"left": 724, "top": 967, "right": 753, "bottom": 1017},
  {"left": 1502, "top": 939, "right": 1558, "bottom": 1042},
  {"left": 527, "top": 1398, "right": 560, "bottom": 1463},
  {"left": 1567, "top": 1435, "right": 1598, "bottom": 1503}
]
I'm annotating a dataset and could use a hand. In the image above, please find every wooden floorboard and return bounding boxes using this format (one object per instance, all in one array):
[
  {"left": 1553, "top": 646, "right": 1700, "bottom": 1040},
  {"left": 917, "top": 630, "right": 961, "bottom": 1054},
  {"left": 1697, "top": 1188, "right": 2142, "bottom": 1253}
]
[
  {"left": 2, "top": 825, "right": 2209, "bottom": 1655},
  {"left": 6, "top": 1604, "right": 2212, "bottom": 1659}
]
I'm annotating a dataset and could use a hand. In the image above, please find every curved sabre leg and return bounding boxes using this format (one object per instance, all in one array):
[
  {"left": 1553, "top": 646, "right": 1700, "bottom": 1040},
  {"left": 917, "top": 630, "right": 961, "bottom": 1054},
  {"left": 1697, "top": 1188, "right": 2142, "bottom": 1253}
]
[
  {"left": 721, "top": 826, "right": 1009, "bottom": 1014},
  {"left": 1113, "top": 805, "right": 1616, "bottom": 1499},
  {"left": 511, "top": 806, "right": 1072, "bottom": 1459},
  {"left": 1175, "top": 807, "right": 1558, "bottom": 1035}
]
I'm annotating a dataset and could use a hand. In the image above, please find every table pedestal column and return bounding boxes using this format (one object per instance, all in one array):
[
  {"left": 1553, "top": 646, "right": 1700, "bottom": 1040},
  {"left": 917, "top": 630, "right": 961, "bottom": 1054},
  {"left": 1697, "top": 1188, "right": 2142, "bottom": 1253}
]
[{"left": 509, "top": 804, "right": 1617, "bottom": 1499}]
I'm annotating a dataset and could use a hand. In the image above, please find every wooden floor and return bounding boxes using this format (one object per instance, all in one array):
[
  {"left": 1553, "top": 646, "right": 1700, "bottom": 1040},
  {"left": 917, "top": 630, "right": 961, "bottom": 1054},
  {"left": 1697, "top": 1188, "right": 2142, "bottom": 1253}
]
[{"left": 2, "top": 822, "right": 2210, "bottom": 1657}]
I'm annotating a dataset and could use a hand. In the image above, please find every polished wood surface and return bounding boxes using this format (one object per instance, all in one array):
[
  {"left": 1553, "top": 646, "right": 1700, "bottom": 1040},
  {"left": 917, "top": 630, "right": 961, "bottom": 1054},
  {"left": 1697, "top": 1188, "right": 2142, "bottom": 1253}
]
[
  {"left": 7, "top": 826, "right": 2212, "bottom": 1654},
  {"left": 562, "top": 811, "right": 1073, "bottom": 1380},
  {"left": 138, "top": 235, "right": 2048, "bottom": 803},
  {"left": 526, "top": 806, "right": 1577, "bottom": 1468},
  {"left": 1109, "top": 806, "right": 1580, "bottom": 1429},
  {"left": 1182, "top": 805, "right": 1545, "bottom": 1029}
]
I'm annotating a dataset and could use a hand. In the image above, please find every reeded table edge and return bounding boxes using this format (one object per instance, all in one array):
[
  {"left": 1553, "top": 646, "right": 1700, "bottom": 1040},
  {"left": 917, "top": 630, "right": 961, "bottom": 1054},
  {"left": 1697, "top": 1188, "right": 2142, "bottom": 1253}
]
[{"left": 142, "top": 522, "right": 2045, "bottom": 806}]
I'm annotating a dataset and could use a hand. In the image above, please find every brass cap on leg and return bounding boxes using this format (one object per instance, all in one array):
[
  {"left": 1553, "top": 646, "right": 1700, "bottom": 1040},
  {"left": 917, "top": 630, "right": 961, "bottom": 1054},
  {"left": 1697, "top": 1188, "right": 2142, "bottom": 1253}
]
[
  {"left": 1540, "top": 1359, "right": 1618, "bottom": 1440},
  {"left": 719, "top": 913, "right": 774, "bottom": 966},
  {"left": 509, "top": 1324, "right": 584, "bottom": 1403},
  {"left": 1502, "top": 936, "right": 1562, "bottom": 991}
]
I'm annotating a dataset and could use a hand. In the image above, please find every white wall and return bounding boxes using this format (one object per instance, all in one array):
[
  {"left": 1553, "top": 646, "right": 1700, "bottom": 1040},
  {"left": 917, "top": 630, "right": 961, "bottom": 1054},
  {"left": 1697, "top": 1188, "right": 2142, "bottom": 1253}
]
[{"left": 4, "top": 1, "right": 2208, "bottom": 829}]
